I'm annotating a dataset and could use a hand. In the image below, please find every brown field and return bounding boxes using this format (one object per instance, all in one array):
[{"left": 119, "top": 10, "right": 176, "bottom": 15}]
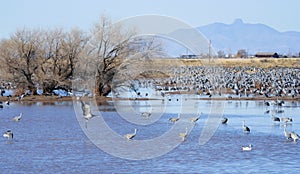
[{"left": 151, "top": 57, "right": 300, "bottom": 68}]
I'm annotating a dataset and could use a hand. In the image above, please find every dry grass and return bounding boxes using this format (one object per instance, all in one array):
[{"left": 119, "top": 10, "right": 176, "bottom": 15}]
[{"left": 150, "top": 58, "right": 300, "bottom": 68}]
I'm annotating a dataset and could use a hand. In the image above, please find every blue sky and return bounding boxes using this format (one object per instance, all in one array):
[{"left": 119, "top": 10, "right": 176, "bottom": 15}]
[{"left": 1, "top": 0, "right": 299, "bottom": 39}]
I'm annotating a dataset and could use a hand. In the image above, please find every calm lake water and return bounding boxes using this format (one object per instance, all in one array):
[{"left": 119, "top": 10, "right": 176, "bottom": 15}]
[{"left": 1, "top": 98, "right": 300, "bottom": 173}]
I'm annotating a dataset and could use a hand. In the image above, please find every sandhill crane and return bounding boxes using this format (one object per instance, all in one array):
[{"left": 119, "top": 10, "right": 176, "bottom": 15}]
[
  {"left": 190, "top": 112, "right": 203, "bottom": 124},
  {"left": 141, "top": 112, "right": 151, "bottom": 118},
  {"left": 80, "top": 101, "right": 97, "bottom": 128},
  {"left": 290, "top": 131, "right": 300, "bottom": 142},
  {"left": 124, "top": 128, "right": 137, "bottom": 140},
  {"left": 221, "top": 117, "right": 228, "bottom": 124},
  {"left": 169, "top": 114, "right": 180, "bottom": 123},
  {"left": 276, "top": 110, "right": 284, "bottom": 114},
  {"left": 243, "top": 120, "right": 250, "bottom": 133},
  {"left": 190, "top": 116, "right": 200, "bottom": 124},
  {"left": 271, "top": 115, "right": 280, "bottom": 122},
  {"left": 242, "top": 144, "right": 252, "bottom": 151},
  {"left": 264, "top": 101, "right": 271, "bottom": 106},
  {"left": 3, "top": 130, "right": 13, "bottom": 139},
  {"left": 283, "top": 125, "right": 292, "bottom": 140},
  {"left": 281, "top": 117, "right": 293, "bottom": 123},
  {"left": 12, "top": 113, "right": 22, "bottom": 122},
  {"left": 179, "top": 127, "right": 189, "bottom": 142},
  {"left": 264, "top": 110, "right": 270, "bottom": 114}
]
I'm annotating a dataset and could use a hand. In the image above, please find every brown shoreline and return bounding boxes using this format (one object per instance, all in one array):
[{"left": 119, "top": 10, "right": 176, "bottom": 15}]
[{"left": 0, "top": 95, "right": 299, "bottom": 103}]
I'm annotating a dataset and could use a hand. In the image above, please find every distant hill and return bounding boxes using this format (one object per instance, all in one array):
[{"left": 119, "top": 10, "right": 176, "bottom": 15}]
[{"left": 197, "top": 19, "right": 300, "bottom": 55}]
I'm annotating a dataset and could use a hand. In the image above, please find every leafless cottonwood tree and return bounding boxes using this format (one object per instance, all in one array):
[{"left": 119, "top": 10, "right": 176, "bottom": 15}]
[
  {"left": 0, "top": 29, "right": 42, "bottom": 94},
  {"left": 82, "top": 16, "right": 165, "bottom": 96},
  {"left": 0, "top": 15, "right": 164, "bottom": 97},
  {"left": 0, "top": 28, "right": 88, "bottom": 94},
  {"left": 38, "top": 29, "right": 88, "bottom": 94}
]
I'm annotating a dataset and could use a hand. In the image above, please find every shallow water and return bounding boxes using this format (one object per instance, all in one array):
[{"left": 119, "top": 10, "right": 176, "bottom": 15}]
[{"left": 0, "top": 99, "right": 300, "bottom": 173}]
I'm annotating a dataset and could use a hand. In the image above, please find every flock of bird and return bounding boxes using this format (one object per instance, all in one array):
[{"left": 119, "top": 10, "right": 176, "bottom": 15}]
[
  {"left": 1, "top": 101, "right": 22, "bottom": 142},
  {"left": 78, "top": 97, "right": 299, "bottom": 152},
  {"left": 2, "top": 70, "right": 299, "bottom": 153},
  {"left": 111, "top": 66, "right": 300, "bottom": 149},
  {"left": 78, "top": 98, "right": 299, "bottom": 152},
  {"left": 265, "top": 100, "right": 300, "bottom": 142},
  {"left": 129, "top": 66, "right": 300, "bottom": 99}
]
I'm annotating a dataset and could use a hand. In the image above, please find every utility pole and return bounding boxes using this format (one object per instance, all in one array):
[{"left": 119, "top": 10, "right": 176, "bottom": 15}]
[{"left": 208, "top": 39, "right": 212, "bottom": 62}]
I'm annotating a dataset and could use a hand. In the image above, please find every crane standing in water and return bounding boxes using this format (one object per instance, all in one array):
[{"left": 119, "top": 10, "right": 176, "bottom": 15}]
[{"left": 124, "top": 128, "right": 138, "bottom": 140}]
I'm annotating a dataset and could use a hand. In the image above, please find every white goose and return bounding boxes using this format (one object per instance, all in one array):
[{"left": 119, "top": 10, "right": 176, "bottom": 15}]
[
  {"left": 3, "top": 130, "right": 13, "bottom": 139},
  {"left": 242, "top": 144, "right": 252, "bottom": 151}
]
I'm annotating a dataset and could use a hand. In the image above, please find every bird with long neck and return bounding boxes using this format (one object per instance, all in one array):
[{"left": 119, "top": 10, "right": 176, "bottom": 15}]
[
  {"left": 243, "top": 120, "right": 250, "bottom": 133},
  {"left": 169, "top": 114, "right": 180, "bottom": 123},
  {"left": 190, "top": 116, "right": 200, "bottom": 124},
  {"left": 12, "top": 113, "right": 22, "bottom": 122},
  {"left": 290, "top": 131, "right": 300, "bottom": 142},
  {"left": 283, "top": 124, "right": 291, "bottom": 140},
  {"left": 124, "top": 128, "right": 137, "bottom": 140},
  {"left": 80, "top": 101, "right": 97, "bottom": 128},
  {"left": 141, "top": 112, "right": 151, "bottom": 118},
  {"left": 179, "top": 127, "right": 189, "bottom": 142},
  {"left": 271, "top": 115, "right": 280, "bottom": 122},
  {"left": 221, "top": 117, "right": 228, "bottom": 124},
  {"left": 281, "top": 117, "right": 293, "bottom": 123}
]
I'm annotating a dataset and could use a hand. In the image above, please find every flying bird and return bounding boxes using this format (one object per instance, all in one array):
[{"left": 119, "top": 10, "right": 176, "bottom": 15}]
[{"left": 80, "top": 100, "right": 98, "bottom": 128}]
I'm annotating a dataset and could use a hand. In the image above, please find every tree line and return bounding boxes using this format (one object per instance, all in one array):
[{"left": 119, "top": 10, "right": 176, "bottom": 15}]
[{"left": 0, "top": 16, "right": 162, "bottom": 97}]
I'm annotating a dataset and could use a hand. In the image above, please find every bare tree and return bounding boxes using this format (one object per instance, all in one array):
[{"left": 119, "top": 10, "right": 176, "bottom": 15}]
[
  {"left": 38, "top": 29, "right": 88, "bottom": 93},
  {"left": 84, "top": 16, "right": 164, "bottom": 96},
  {"left": 0, "top": 15, "right": 164, "bottom": 97},
  {"left": 236, "top": 49, "right": 247, "bottom": 58},
  {"left": 0, "top": 28, "right": 88, "bottom": 95},
  {"left": 217, "top": 50, "right": 225, "bottom": 58},
  {"left": 0, "top": 29, "right": 42, "bottom": 94}
]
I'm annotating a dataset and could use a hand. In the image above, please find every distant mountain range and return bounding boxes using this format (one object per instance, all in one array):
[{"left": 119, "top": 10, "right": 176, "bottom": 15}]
[{"left": 197, "top": 19, "right": 300, "bottom": 55}]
